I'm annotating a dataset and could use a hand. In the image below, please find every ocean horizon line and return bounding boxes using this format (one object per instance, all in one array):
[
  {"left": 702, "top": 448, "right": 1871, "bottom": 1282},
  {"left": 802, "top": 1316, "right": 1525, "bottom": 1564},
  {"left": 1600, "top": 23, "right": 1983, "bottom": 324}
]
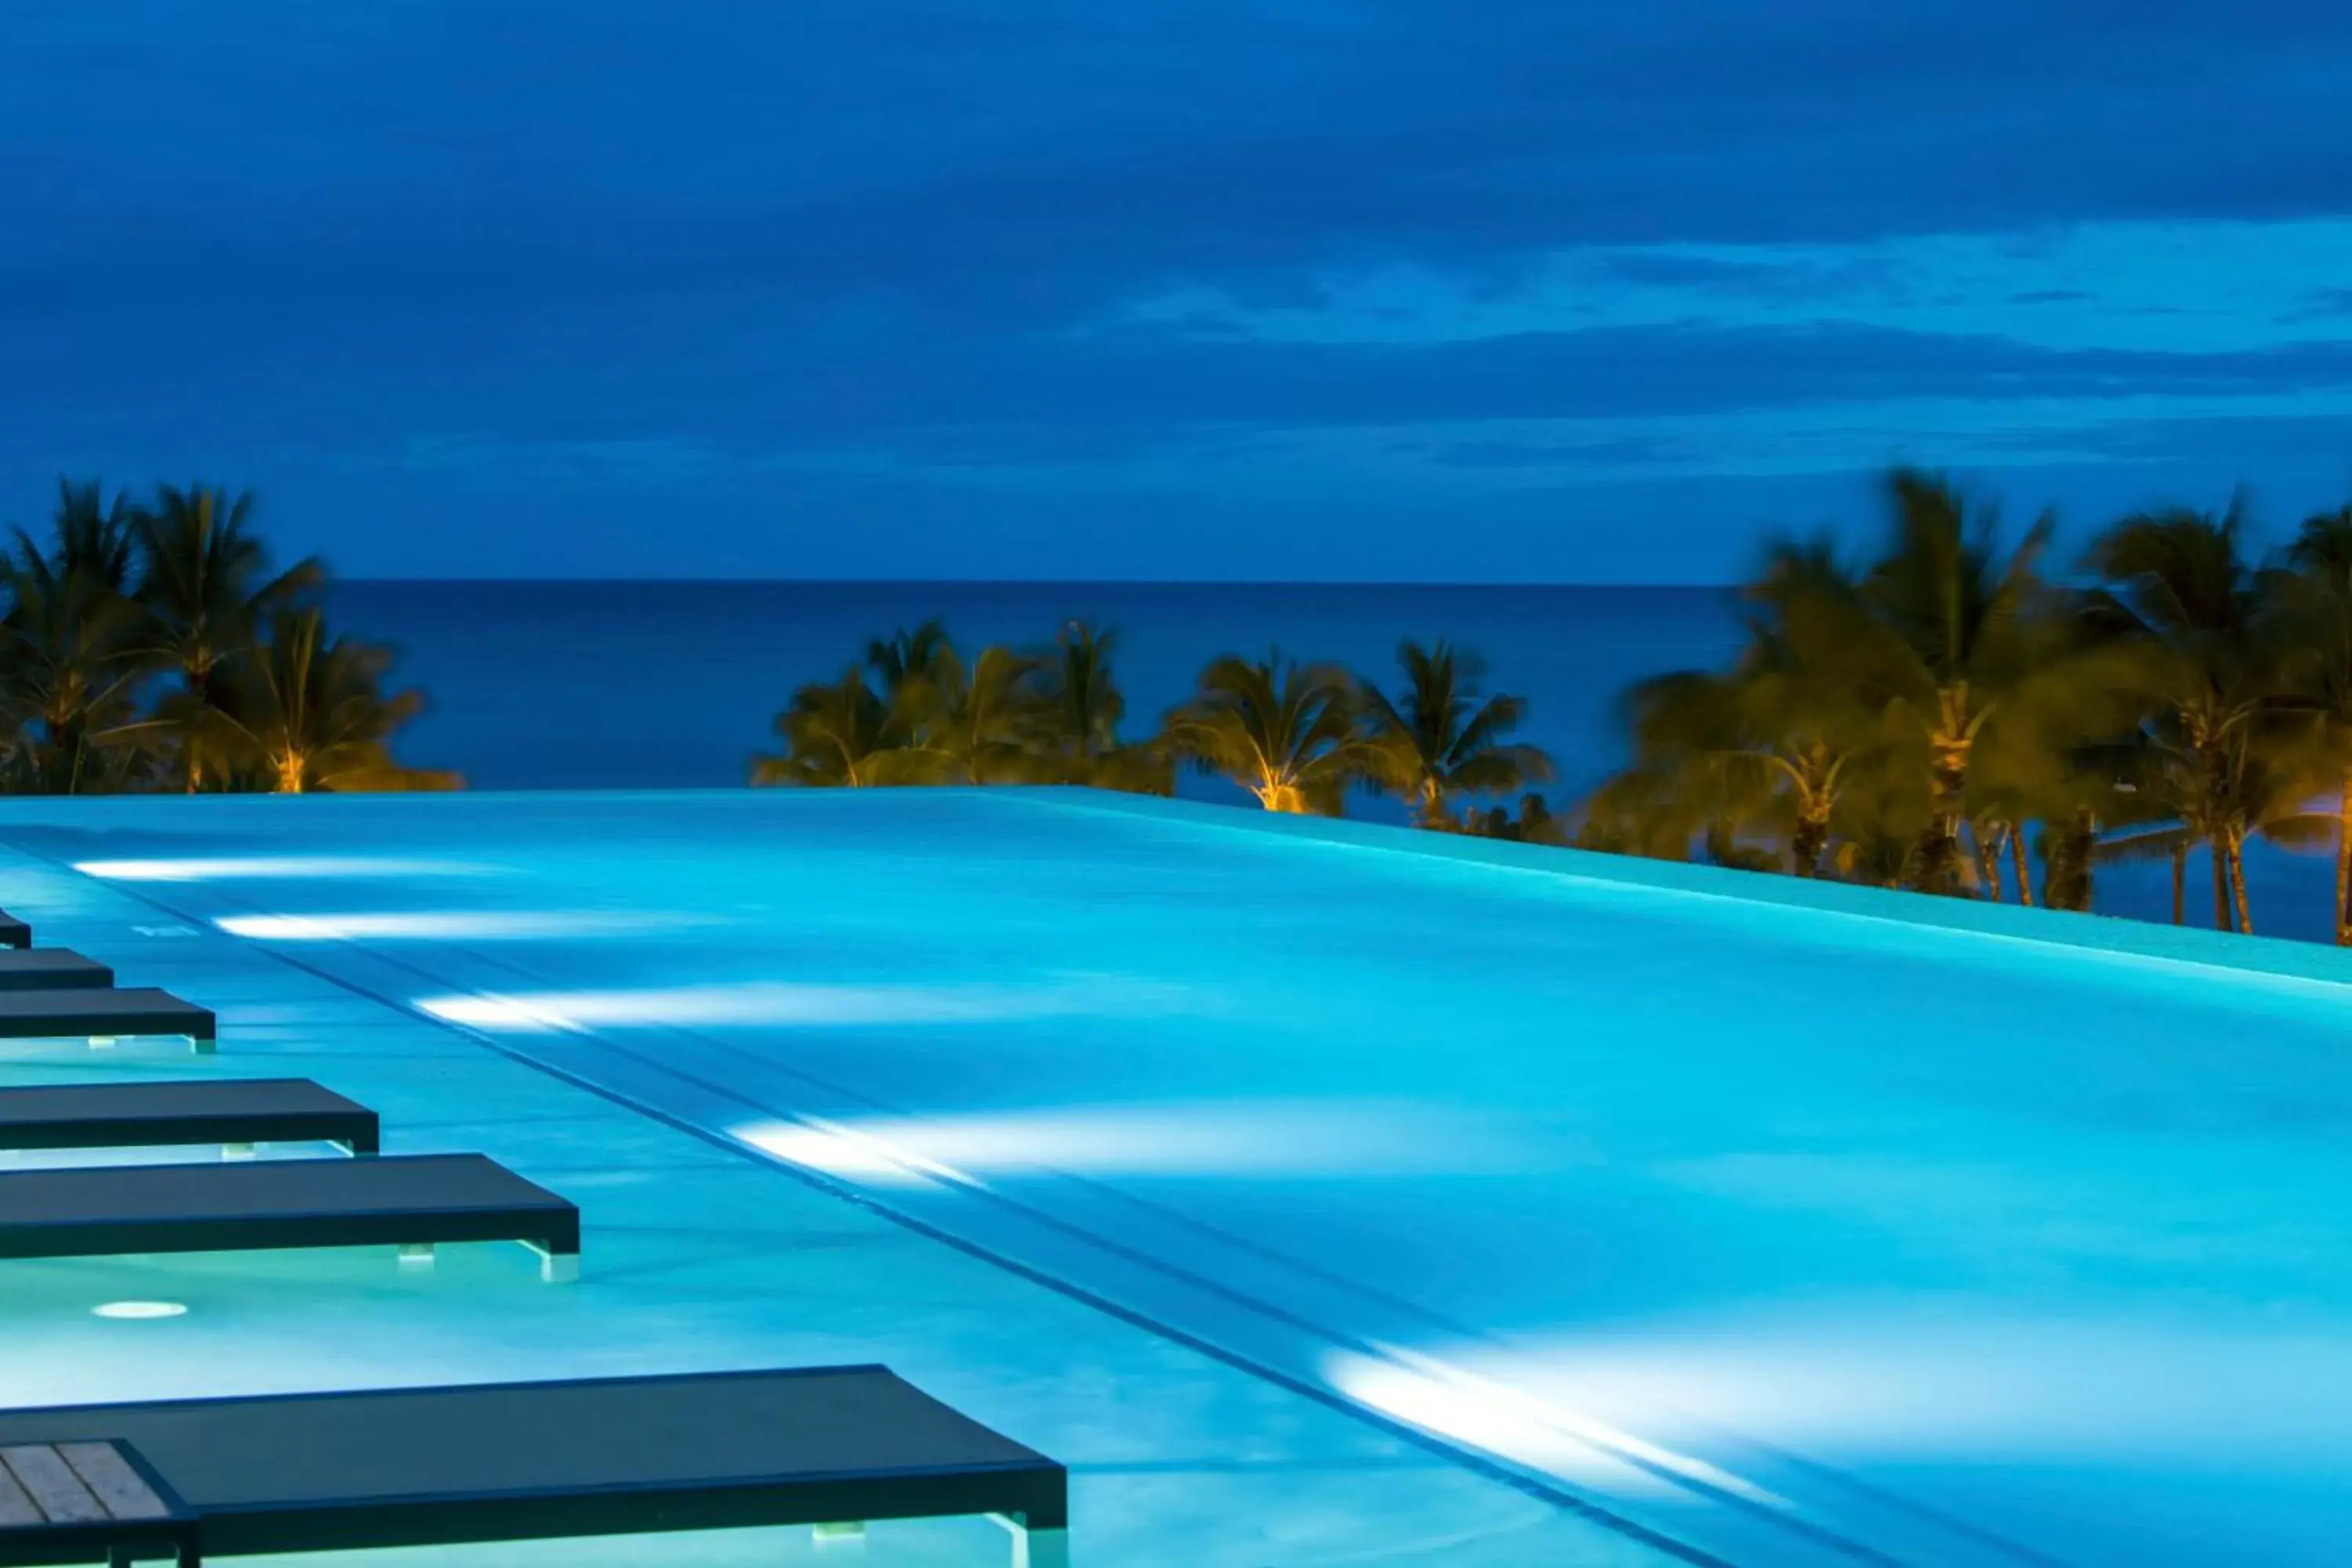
[{"left": 337, "top": 576, "right": 1736, "bottom": 591}]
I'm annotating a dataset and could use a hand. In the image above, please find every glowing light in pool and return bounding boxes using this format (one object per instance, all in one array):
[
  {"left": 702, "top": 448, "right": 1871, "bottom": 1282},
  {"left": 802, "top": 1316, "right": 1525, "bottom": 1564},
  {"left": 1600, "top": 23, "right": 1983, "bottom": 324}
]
[
  {"left": 219, "top": 910, "right": 707, "bottom": 942},
  {"left": 736, "top": 1121, "right": 955, "bottom": 1189},
  {"left": 731, "top": 1103, "right": 1540, "bottom": 1186},
  {"left": 1326, "top": 1345, "right": 1781, "bottom": 1503},
  {"left": 92, "top": 1300, "right": 187, "bottom": 1319},
  {"left": 415, "top": 977, "right": 1185, "bottom": 1033},
  {"left": 76, "top": 857, "right": 495, "bottom": 882}
]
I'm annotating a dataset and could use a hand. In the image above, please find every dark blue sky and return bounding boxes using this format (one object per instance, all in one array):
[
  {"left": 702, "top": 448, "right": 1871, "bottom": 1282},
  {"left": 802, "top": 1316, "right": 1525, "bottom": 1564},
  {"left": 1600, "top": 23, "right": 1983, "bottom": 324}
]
[{"left": 5, "top": 2, "right": 2351, "bottom": 580}]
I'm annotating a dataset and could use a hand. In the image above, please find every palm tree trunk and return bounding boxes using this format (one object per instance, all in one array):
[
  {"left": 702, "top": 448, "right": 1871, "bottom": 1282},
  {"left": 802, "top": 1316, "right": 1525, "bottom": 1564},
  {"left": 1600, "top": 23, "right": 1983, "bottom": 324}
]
[
  {"left": 2228, "top": 829, "right": 2255, "bottom": 936},
  {"left": 1975, "top": 826, "right": 2005, "bottom": 902},
  {"left": 2211, "top": 839, "right": 2233, "bottom": 931},
  {"left": 2008, "top": 826, "right": 2033, "bottom": 907},
  {"left": 2171, "top": 842, "right": 2187, "bottom": 925},
  {"left": 2336, "top": 775, "right": 2352, "bottom": 944},
  {"left": 1914, "top": 728, "right": 1969, "bottom": 895}
]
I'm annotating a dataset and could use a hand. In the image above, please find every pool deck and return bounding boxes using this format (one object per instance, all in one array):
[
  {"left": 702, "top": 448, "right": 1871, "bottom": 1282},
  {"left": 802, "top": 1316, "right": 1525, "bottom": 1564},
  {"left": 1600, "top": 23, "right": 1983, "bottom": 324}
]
[{"left": 0, "top": 833, "right": 1676, "bottom": 1568}]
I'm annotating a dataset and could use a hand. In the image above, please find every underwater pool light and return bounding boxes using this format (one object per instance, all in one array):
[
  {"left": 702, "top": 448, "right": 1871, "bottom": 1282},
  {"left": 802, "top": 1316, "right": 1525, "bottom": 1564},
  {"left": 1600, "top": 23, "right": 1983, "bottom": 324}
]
[{"left": 92, "top": 1300, "right": 187, "bottom": 1320}]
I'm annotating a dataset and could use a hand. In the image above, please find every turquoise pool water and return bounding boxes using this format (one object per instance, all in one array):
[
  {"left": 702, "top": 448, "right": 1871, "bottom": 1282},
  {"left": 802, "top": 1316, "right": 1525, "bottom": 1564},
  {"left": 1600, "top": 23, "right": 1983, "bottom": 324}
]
[{"left": 4, "top": 787, "right": 2350, "bottom": 1566}]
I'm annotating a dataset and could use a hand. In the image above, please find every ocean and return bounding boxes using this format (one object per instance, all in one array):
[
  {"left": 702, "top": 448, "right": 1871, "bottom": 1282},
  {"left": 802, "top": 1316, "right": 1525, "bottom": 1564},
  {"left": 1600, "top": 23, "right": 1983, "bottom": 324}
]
[{"left": 336, "top": 580, "right": 2343, "bottom": 945}]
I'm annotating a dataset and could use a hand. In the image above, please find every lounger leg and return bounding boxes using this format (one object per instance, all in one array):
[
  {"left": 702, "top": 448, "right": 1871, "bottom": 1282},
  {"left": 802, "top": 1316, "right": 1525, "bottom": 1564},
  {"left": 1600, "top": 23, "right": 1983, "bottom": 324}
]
[
  {"left": 811, "top": 1521, "right": 866, "bottom": 1551},
  {"left": 190, "top": 1036, "right": 216, "bottom": 1056},
  {"left": 1018, "top": 1527, "right": 1069, "bottom": 1567},
  {"left": 397, "top": 1243, "right": 436, "bottom": 1270},
  {"left": 538, "top": 1244, "right": 579, "bottom": 1285},
  {"left": 89, "top": 1036, "right": 117, "bottom": 1050},
  {"left": 990, "top": 1515, "right": 1070, "bottom": 1568}
]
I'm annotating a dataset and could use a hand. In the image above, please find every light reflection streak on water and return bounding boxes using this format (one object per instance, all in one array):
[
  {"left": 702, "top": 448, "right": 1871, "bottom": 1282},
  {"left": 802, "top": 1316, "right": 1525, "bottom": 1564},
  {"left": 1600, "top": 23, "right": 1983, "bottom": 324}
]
[
  {"left": 729, "top": 1105, "right": 1554, "bottom": 1184},
  {"left": 1327, "top": 1344, "right": 1784, "bottom": 1503},
  {"left": 219, "top": 910, "right": 710, "bottom": 941},
  {"left": 414, "top": 975, "right": 1187, "bottom": 1031},
  {"left": 75, "top": 856, "right": 499, "bottom": 882}
]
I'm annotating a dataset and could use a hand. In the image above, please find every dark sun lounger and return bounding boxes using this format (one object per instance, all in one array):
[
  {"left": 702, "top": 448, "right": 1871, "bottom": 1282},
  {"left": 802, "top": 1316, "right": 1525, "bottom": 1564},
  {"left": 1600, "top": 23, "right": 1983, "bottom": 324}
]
[
  {"left": 0, "top": 1367, "right": 1069, "bottom": 1568},
  {"left": 0, "top": 913, "right": 27, "bottom": 950},
  {"left": 0, "top": 1080, "right": 379, "bottom": 1158},
  {"left": 0, "top": 953, "right": 113, "bottom": 992},
  {"left": 0, "top": 991, "right": 214, "bottom": 1054},
  {"left": 0, "top": 1153, "right": 577, "bottom": 1282}
]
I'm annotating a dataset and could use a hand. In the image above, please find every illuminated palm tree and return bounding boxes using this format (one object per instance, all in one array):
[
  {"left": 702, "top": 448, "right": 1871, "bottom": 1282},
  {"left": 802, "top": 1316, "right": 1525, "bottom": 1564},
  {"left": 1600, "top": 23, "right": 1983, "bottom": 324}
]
[
  {"left": 1856, "top": 469, "right": 2054, "bottom": 895},
  {"left": 1607, "top": 545, "right": 1895, "bottom": 877},
  {"left": 130, "top": 484, "right": 325, "bottom": 790},
  {"left": 1360, "top": 640, "right": 1552, "bottom": 829},
  {"left": 215, "top": 610, "right": 455, "bottom": 793},
  {"left": 1163, "top": 650, "right": 1370, "bottom": 815}
]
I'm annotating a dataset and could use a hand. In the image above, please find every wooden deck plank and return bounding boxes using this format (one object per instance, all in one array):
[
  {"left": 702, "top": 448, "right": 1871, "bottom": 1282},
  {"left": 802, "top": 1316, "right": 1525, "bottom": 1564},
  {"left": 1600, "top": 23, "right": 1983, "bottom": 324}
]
[
  {"left": 0, "top": 1457, "right": 38, "bottom": 1526},
  {"left": 0, "top": 1443, "right": 105, "bottom": 1523},
  {"left": 58, "top": 1442, "right": 171, "bottom": 1522}
]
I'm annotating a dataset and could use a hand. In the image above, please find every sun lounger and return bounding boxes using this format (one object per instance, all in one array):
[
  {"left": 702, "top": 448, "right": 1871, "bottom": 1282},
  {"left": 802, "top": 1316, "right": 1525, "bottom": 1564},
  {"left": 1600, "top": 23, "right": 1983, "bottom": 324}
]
[
  {"left": 0, "top": 1153, "right": 577, "bottom": 1282},
  {"left": 0, "top": 1367, "right": 1069, "bottom": 1568},
  {"left": 0, "top": 913, "right": 27, "bottom": 950},
  {"left": 0, "top": 990, "right": 214, "bottom": 1053},
  {"left": 0, "top": 953, "right": 113, "bottom": 992},
  {"left": 0, "top": 1080, "right": 379, "bottom": 1158},
  {"left": 0, "top": 1438, "right": 199, "bottom": 1566}
]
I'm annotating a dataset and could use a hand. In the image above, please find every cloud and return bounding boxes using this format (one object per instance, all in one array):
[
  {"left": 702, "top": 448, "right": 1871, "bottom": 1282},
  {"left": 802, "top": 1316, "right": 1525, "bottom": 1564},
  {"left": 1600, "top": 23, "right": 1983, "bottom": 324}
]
[{"left": 5, "top": 2, "right": 2352, "bottom": 574}]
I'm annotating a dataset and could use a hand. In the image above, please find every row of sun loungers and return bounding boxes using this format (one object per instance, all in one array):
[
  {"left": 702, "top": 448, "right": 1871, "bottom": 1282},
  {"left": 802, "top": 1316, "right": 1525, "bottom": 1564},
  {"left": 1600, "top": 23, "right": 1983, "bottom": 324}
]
[{"left": 0, "top": 901, "right": 1072, "bottom": 1565}]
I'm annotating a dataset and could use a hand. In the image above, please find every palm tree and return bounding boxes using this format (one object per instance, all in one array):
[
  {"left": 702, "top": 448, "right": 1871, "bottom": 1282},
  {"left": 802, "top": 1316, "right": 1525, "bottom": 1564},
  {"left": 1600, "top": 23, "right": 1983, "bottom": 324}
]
[
  {"left": 1034, "top": 622, "right": 1171, "bottom": 793},
  {"left": 1360, "top": 640, "right": 1553, "bottom": 829},
  {"left": 1856, "top": 469, "right": 2054, "bottom": 895},
  {"left": 751, "top": 665, "right": 945, "bottom": 787},
  {"left": 1607, "top": 546, "right": 1894, "bottom": 877},
  {"left": 866, "top": 620, "right": 953, "bottom": 701},
  {"left": 38, "top": 478, "right": 137, "bottom": 593},
  {"left": 2275, "top": 505, "right": 2352, "bottom": 942},
  {"left": 2082, "top": 503, "right": 2285, "bottom": 932},
  {"left": 1163, "top": 651, "right": 1370, "bottom": 815},
  {"left": 129, "top": 483, "right": 325, "bottom": 790},
  {"left": 215, "top": 610, "right": 454, "bottom": 793},
  {"left": 0, "top": 481, "right": 150, "bottom": 792},
  {"left": 0, "top": 552, "right": 148, "bottom": 792},
  {"left": 891, "top": 638, "right": 1048, "bottom": 784}
]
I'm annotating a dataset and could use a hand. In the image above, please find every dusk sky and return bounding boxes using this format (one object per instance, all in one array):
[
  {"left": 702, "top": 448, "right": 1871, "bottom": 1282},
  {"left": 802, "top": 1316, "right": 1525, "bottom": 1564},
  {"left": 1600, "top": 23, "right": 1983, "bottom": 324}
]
[{"left": 5, "top": 2, "right": 2352, "bottom": 580}]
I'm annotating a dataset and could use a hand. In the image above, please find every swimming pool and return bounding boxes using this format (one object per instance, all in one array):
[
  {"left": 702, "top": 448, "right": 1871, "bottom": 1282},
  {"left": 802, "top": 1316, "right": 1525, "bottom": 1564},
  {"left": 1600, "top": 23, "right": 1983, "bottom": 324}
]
[{"left": 7, "top": 786, "right": 2350, "bottom": 1566}]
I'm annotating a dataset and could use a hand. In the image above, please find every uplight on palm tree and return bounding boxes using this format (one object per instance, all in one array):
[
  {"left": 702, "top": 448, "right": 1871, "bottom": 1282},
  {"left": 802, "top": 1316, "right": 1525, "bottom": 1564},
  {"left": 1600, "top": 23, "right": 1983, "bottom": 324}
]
[
  {"left": 1164, "top": 651, "right": 1367, "bottom": 815},
  {"left": 131, "top": 483, "right": 325, "bottom": 790},
  {"left": 217, "top": 610, "right": 453, "bottom": 793},
  {"left": 1858, "top": 469, "right": 2053, "bottom": 895}
]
